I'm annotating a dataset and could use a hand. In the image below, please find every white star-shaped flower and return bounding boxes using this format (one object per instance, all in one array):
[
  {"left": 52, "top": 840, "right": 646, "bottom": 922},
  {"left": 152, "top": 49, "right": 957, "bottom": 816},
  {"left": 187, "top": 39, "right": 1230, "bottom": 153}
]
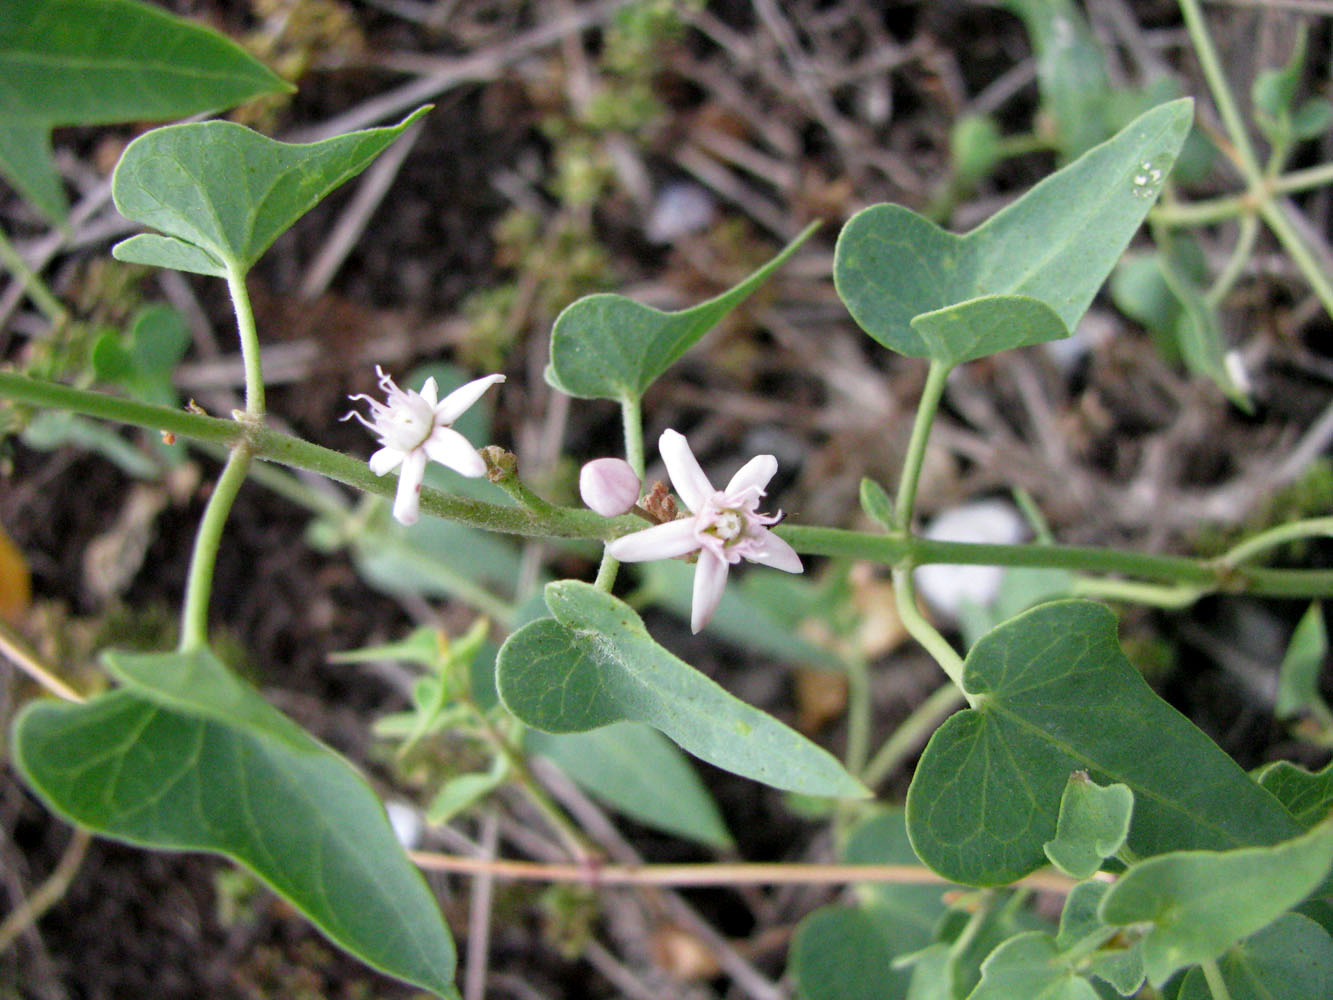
[
  {"left": 345, "top": 366, "right": 504, "bottom": 525},
  {"left": 607, "top": 429, "right": 802, "bottom": 632}
]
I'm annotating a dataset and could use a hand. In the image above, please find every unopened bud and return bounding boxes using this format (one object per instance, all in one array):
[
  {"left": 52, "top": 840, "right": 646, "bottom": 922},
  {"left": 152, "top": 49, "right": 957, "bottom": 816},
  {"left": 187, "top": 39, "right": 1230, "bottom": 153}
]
[{"left": 579, "top": 458, "right": 642, "bottom": 516}]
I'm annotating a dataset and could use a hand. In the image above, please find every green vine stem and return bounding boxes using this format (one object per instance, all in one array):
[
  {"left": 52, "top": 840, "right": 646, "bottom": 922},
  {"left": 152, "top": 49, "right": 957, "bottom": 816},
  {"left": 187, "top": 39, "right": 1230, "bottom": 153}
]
[
  {"left": 179, "top": 442, "right": 253, "bottom": 651},
  {"left": 890, "top": 359, "right": 968, "bottom": 691},
  {"left": 4, "top": 373, "right": 1333, "bottom": 599},
  {"left": 226, "top": 265, "right": 264, "bottom": 417},
  {"left": 1220, "top": 515, "right": 1333, "bottom": 567},
  {"left": 1154, "top": 162, "right": 1333, "bottom": 228},
  {"left": 0, "top": 225, "right": 67, "bottom": 326},
  {"left": 1199, "top": 958, "right": 1235, "bottom": 1000},
  {"left": 1177, "top": 0, "right": 1333, "bottom": 319}
]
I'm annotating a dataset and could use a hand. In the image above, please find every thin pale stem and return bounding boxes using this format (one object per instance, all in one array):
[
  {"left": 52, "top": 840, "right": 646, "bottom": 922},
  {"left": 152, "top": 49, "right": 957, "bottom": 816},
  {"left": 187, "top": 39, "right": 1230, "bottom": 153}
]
[
  {"left": 408, "top": 852, "right": 1087, "bottom": 893},
  {"left": 472, "top": 711, "right": 594, "bottom": 861},
  {"left": 1071, "top": 577, "right": 1205, "bottom": 609},
  {"left": 1178, "top": 0, "right": 1261, "bottom": 178},
  {"left": 1154, "top": 161, "right": 1333, "bottom": 228},
  {"left": 1176, "top": 0, "right": 1333, "bottom": 320},
  {"left": 862, "top": 680, "right": 966, "bottom": 789},
  {"left": 1257, "top": 198, "right": 1333, "bottom": 320},
  {"left": 225, "top": 265, "right": 264, "bottom": 417},
  {"left": 0, "top": 829, "right": 91, "bottom": 956},
  {"left": 179, "top": 443, "right": 253, "bottom": 651},
  {"left": 0, "top": 620, "right": 85, "bottom": 703},
  {"left": 1206, "top": 211, "right": 1260, "bottom": 308},
  {"left": 0, "top": 226, "right": 66, "bottom": 325}
]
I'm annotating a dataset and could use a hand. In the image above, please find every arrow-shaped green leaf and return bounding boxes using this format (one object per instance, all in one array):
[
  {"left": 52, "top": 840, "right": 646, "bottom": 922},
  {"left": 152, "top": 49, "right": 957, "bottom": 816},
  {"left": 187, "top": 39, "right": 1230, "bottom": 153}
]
[
  {"left": 111, "top": 107, "right": 430, "bottom": 276},
  {"left": 547, "top": 222, "right": 817, "bottom": 402},
  {"left": 0, "top": 0, "right": 290, "bottom": 222},
  {"left": 835, "top": 99, "right": 1193, "bottom": 363},
  {"left": 13, "top": 647, "right": 457, "bottom": 998}
]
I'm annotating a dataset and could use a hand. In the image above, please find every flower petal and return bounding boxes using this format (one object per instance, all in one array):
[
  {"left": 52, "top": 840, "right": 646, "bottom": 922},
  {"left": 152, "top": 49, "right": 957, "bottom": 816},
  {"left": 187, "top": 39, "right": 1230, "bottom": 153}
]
[
  {"left": 424, "top": 426, "right": 486, "bottom": 478},
  {"left": 368, "top": 447, "right": 405, "bottom": 476},
  {"left": 725, "top": 454, "right": 777, "bottom": 497},
  {"left": 606, "top": 518, "right": 701, "bottom": 562},
  {"left": 392, "top": 448, "right": 428, "bottom": 526},
  {"left": 435, "top": 373, "right": 505, "bottom": 425},
  {"left": 659, "top": 429, "right": 713, "bottom": 512},
  {"left": 418, "top": 376, "right": 439, "bottom": 407},
  {"left": 747, "top": 530, "right": 804, "bottom": 573},
  {"left": 690, "top": 550, "right": 729, "bottom": 633}
]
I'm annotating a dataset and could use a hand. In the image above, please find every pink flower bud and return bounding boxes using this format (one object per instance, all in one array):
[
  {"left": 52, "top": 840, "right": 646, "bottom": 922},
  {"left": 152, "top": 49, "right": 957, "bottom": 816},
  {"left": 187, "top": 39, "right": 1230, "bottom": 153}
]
[{"left": 579, "top": 458, "right": 641, "bottom": 516}]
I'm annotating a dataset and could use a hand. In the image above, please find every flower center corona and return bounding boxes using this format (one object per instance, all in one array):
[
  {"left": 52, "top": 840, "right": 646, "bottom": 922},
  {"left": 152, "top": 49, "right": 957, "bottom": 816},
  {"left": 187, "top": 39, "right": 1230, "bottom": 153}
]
[{"left": 712, "top": 509, "right": 745, "bottom": 543}]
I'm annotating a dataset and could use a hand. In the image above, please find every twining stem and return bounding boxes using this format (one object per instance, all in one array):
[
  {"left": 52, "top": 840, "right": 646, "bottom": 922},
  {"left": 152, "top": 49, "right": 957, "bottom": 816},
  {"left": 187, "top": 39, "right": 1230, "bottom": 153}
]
[
  {"left": 4, "top": 373, "right": 1333, "bottom": 599},
  {"left": 225, "top": 265, "right": 264, "bottom": 417},
  {"left": 1178, "top": 0, "right": 1260, "bottom": 179},
  {"left": 891, "top": 359, "right": 969, "bottom": 691},
  {"left": 179, "top": 443, "right": 253, "bottom": 652},
  {"left": 0, "top": 225, "right": 67, "bottom": 326}
]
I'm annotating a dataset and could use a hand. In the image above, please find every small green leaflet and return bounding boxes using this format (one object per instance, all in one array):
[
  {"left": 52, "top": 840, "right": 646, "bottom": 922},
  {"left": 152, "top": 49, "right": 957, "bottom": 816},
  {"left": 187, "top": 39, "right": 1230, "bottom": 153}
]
[{"left": 1042, "top": 771, "right": 1134, "bottom": 879}]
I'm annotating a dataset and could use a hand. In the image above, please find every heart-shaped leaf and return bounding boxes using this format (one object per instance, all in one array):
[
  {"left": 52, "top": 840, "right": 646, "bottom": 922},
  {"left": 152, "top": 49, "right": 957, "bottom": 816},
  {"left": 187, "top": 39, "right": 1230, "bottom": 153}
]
[
  {"left": 835, "top": 99, "right": 1193, "bottom": 362},
  {"left": 496, "top": 580, "right": 867, "bottom": 798},
  {"left": 0, "top": 0, "right": 290, "bottom": 222},
  {"left": 13, "top": 647, "right": 457, "bottom": 997},
  {"left": 547, "top": 222, "right": 817, "bottom": 402},
  {"left": 1099, "top": 819, "right": 1333, "bottom": 986},
  {"left": 111, "top": 107, "right": 430, "bottom": 277},
  {"left": 906, "top": 601, "right": 1301, "bottom": 886}
]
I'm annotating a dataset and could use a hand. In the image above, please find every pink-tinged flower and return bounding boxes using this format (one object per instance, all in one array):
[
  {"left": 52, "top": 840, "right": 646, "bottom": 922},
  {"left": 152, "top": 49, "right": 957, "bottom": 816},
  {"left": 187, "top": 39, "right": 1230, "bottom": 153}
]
[
  {"left": 345, "top": 366, "right": 505, "bottom": 526},
  {"left": 580, "top": 458, "right": 642, "bottom": 516},
  {"left": 607, "top": 429, "right": 802, "bottom": 633}
]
